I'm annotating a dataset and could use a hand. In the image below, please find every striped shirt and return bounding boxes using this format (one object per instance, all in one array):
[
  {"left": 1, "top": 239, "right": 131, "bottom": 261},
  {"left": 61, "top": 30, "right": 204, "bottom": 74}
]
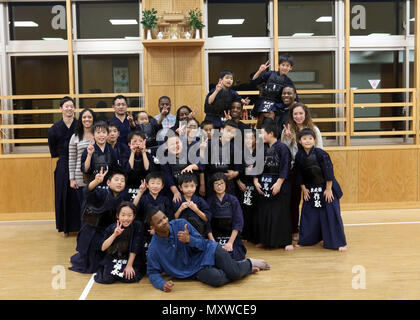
[{"left": 68, "top": 134, "right": 91, "bottom": 186}]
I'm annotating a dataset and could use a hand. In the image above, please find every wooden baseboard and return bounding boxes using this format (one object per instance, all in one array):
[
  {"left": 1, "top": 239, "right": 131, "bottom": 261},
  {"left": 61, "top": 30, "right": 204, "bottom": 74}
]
[
  {"left": 0, "top": 212, "right": 54, "bottom": 221},
  {"left": 341, "top": 202, "right": 420, "bottom": 211}
]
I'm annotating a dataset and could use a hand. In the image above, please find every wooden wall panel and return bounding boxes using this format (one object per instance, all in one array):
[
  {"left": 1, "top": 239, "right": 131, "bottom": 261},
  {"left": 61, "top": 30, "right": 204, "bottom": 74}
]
[
  {"left": 147, "top": 47, "right": 175, "bottom": 85},
  {"left": 173, "top": 0, "right": 202, "bottom": 14},
  {"left": 146, "top": 85, "right": 176, "bottom": 118},
  {"left": 328, "top": 150, "right": 359, "bottom": 204},
  {"left": 0, "top": 158, "right": 54, "bottom": 215},
  {"left": 175, "top": 85, "right": 204, "bottom": 121},
  {"left": 174, "top": 47, "right": 202, "bottom": 85},
  {"left": 358, "top": 149, "right": 418, "bottom": 203},
  {"left": 143, "top": 0, "right": 172, "bottom": 12}
]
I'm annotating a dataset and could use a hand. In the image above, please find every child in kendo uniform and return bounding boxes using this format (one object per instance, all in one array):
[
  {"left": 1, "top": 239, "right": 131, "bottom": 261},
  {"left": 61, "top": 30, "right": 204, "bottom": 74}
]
[
  {"left": 69, "top": 169, "right": 132, "bottom": 274},
  {"left": 94, "top": 201, "right": 146, "bottom": 284},
  {"left": 206, "top": 172, "right": 247, "bottom": 261},
  {"left": 294, "top": 128, "right": 347, "bottom": 251},
  {"left": 81, "top": 121, "right": 119, "bottom": 186}
]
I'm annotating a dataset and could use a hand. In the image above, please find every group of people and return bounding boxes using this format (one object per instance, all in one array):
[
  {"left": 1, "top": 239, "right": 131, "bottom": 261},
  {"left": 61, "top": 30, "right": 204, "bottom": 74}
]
[{"left": 47, "top": 53, "right": 346, "bottom": 291}]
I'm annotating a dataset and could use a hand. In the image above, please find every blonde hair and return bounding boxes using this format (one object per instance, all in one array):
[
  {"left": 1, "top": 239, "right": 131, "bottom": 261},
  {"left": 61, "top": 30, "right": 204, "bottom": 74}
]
[{"left": 284, "top": 102, "right": 316, "bottom": 147}]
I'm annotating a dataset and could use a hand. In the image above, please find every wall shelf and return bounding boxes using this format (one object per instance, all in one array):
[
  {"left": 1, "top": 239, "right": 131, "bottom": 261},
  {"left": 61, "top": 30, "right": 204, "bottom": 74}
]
[{"left": 142, "top": 39, "right": 204, "bottom": 47}]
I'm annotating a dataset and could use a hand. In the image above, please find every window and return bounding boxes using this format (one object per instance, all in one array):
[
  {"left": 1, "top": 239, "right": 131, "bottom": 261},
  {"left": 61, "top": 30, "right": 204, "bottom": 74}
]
[
  {"left": 76, "top": 1, "right": 139, "bottom": 39},
  {"left": 278, "top": 1, "right": 335, "bottom": 36},
  {"left": 9, "top": 2, "right": 68, "bottom": 40},
  {"left": 11, "top": 55, "right": 69, "bottom": 144},
  {"left": 350, "top": 0, "right": 405, "bottom": 36},
  {"left": 207, "top": 0, "right": 269, "bottom": 38}
]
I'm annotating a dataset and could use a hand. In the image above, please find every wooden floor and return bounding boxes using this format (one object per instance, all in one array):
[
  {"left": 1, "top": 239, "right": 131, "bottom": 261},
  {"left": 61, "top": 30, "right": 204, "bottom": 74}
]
[{"left": 1, "top": 209, "right": 420, "bottom": 300}]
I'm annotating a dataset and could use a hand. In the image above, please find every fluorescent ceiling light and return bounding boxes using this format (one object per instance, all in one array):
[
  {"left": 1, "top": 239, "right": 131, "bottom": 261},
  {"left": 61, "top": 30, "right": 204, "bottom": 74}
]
[
  {"left": 218, "top": 19, "right": 244, "bottom": 25},
  {"left": 292, "top": 33, "right": 314, "bottom": 37},
  {"left": 124, "top": 36, "right": 140, "bottom": 40},
  {"left": 410, "top": 18, "right": 415, "bottom": 22},
  {"left": 212, "top": 35, "right": 233, "bottom": 38},
  {"left": 42, "top": 37, "right": 64, "bottom": 40},
  {"left": 316, "top": 16, "right": 332, "bottom": 22},
  {"left": 367, "top": 33, "right": 391, "bottom": 36},
  {"left": 14, "top": 21, "right": 38, "bottom": 27},
  {"left": 109, "top": 19, "right": 138, "bottom": 25}
]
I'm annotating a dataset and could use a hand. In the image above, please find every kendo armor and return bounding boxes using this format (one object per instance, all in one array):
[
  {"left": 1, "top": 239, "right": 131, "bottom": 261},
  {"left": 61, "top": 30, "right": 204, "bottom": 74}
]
[
  {"left": 83, "top": 151, "right": 112, "bottom": 184},
  {"left": 82, "top": 206, "right": 115, "bottom": 229},
  {"left": 211, "top": 201, "right": 233, "bottom": 238},
  {"left": 137, "top": 123, "right": 156, "bottom": 147},
  {"left": 260, "top": 72, "right": 288, "bottom": 102},
  {"left": 300, "top": 152, "right": 325, "bottom": 186}
]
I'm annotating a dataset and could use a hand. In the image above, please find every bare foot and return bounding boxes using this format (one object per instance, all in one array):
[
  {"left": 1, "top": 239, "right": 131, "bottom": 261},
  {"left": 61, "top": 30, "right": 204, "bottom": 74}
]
[
  {"left": 285, "top": 244, "right": 294, "bottom": 251},
  {"left": 249, "top": 258, "right": 270, "bottom": 270},
  {"left": 61, "top": 232, "right": 69, "bottom": 238},
  {"left": 338, "top": 246, "right": 347, "bottom": 252},
  {"left": 292, "top": 233, "right": 299, "bottom": 241},
  {"left": 295, "top": 244, "right": 301, "bottom": 248},
  {"left": 255, "top": 243, "right": 265, "bottom": 248}
]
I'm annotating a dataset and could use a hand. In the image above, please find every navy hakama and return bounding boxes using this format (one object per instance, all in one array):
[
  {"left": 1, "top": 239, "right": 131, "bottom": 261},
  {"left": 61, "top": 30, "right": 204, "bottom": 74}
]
[
  {"left": 69, "top": 186, "right": 130, "bottom": 274},
  {"left": 295, "top": 147, "right": 347, "bottom": 249},
  {"left": 256, "top": 140, "right": 292, "bottom": 247},
  {"left": 48, "top": 119, "right": 81, "bottom": 233},
  {"left": 94, "top": 220, "right": 146, "bottom": 284},
  {"left": 207, "top": 193, "right": 247, "bottom": 261}
]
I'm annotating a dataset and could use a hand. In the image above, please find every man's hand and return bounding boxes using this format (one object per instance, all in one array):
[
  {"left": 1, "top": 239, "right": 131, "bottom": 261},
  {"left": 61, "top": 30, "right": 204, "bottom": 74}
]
[{"left": 177, "top": 224, "right": 190, "bottom": 243}]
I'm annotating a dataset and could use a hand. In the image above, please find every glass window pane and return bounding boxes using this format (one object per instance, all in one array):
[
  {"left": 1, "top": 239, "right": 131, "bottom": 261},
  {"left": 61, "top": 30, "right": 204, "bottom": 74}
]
[
  {"left": 9, "top": 2, "right": 68, "bottom": 40},
  {"left": 350, "top": 50, "right": 407, "bottom": 134},
  {"left": 208, "top": 0, "right": 269, "bottom": 38},
  {"left": 10, "top": 56, "right": 69, "bottom": 144},
  {"left": 76, "top": 1, "right": 139, "bottom": 39},
  {"left": 278, "top": 1, "right": 335, "bottom": 36},
  {"left": 78, "top": 54, "right": 140, "bottom": 112},
  {"left": 208, "top": 52, "right": 269, "bottom": 108},
  {"left": 350, "top": 0, "right": 405, "bottom": 36}
]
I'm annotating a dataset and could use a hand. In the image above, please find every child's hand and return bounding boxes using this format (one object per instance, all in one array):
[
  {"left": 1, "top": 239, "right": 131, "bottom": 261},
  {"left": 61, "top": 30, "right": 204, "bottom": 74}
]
[
  {"left": 223, "top": 242, "right": 233, "bottom": 252},
  {"left": 302, "top": 187, "right": 310, "bottom": 202},
  {"left": 283, "top": 124, "right": 291, "bottom": 139},
  {"left": 254, "top": 181, "right": 264, "bottom": 195},
  {"left": 188, "top": 110, "right": 196, "bottom": 119},
  {"left": 70, "top": 179, "right": 79, "bottom": 190},
  {"left": 237, "top": 180, "right": 246, "bottom": 193},
  {"left": 181, "top": 165, "right": 194, "bottom": 174},
  {"left": 258, "top": 61, "right": 270, "bottom": 73},
  {"left": 87, "top": 140, "right": 95, "bottom": 156},
  {"left": 225, "top": 170, "right": 238, "bottom": 180},
  {"left": 188, "top": 201, "right": 198, "bottom": 212},
  {"left": 180, "top": 201, "right": 189, "bottom": 211},
  {"left": 130, "top": 143, "right": 139, "bottom": 153},
  {"left": 242, "top": 97, "right": 250, "bottom": 105},
  {"left": 173, "top": 191, "right": 182, "bottom": 203},
  {"left": 138, "top": 179, "right": 147, "bottom": 194},
  {"left": 123, "top": 265, "right": 135, "bottom": 280},
  {"left": 163, "top": 280, "right": 174, "bottom": 292},
  {"left": 324, "top": 189, "right": 334, "bottom": 203},
  {"left": 224, "top": 110, "right": 232, "bottom": 121},
  {"left": 94, "top": 167, "right": 108, "bottom": 184},
  {"left": 215, "top": 79, "right": 223, "bottom": 92},
  {"left": 113, "top": 221, "right": 124, "bottom": 237},
  {"left": 271, "top": 181, "right": 281, "bottom": 196}
]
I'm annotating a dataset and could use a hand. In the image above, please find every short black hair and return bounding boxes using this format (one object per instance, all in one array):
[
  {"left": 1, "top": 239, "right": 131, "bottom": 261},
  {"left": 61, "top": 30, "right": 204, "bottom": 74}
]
[
  {"left": 113, "top": 95, "right": 128, "bottom": 105},
  {"left": 107, "top": 169, "right": 127, "bottom": 182},
  {"left": 219, "top": 70, "right": 234, "bottom": 79},
  {"left": 223, "top": 120, "right": 239, "bottom": 129},
  {"left": 128, "top": 130, "right": 146, "bottom": 142},
  {"left": 230, "top": 99, "right": 243, "bottom": 110},
  {"left": 107, "top": 120, "right": 119, "bottom": 130},
  {"left": 116, "top": 201, "right": 136, "bottom": 216},
  {"left": 91, "top": 120, "right": 109, "bottom": 134},
  {"left": 145, "top": 206, "right": 165, "bottom": 227},
  {"left": 146, "top": 171, "right": 164, "bottom": 184},
  {"left": 279, "top": 53, "right": 294, "bottom": 66},
  {"left": 261, "top": 119, "right": 278, "bottom": 137},
  {"left": 178, "top": 172, "right": 198, "bottom": 186},
  {"left": 60, "top": 96, "right": 75, "bottom": 107},
  {"left": 200, "top": 120, "right": 214, "bottom": 129},
  {"left": 158, "top": 96, "right": 171, "bottom": 104},
  {"left": 297, "top": 128, "right": 316, "bottom": 140},
  {"left": 209, "top": 172, "right": 228, "bottom": 187}
]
